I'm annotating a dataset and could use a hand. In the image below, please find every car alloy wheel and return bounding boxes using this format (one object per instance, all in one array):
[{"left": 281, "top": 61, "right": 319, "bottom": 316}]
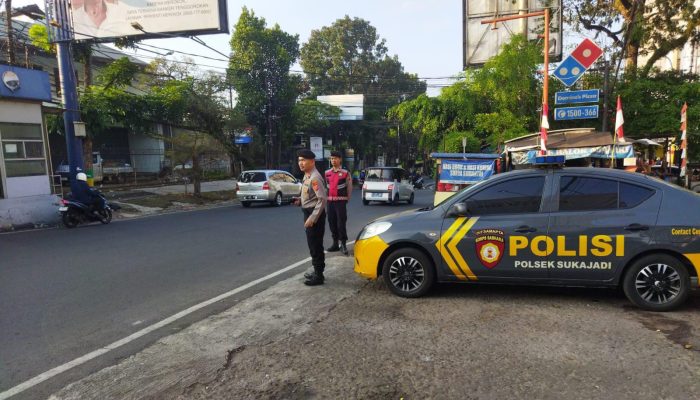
[
  {"left": 389, "top": 256, "right": 424, "bottom": 292},
  {"left": 634, "top": 263, "right": 682, "bottom": 305},
  {"left": 382, "top": 248, "right": 435, "bottom": 298},
  {"left": 623, "top": 254, "right": 689, "bottom": 311}
]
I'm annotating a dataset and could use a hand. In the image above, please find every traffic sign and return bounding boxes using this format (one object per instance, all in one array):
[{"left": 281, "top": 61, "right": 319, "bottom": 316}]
[
  {"left": 555, "top": 89, "right": 600, "bottom": 105},
  {"left": 553, "top": 105, "right": 599, "bottom": 121},
  {"left": 553, "top": 56, "right": 586, "bottom": 87}
]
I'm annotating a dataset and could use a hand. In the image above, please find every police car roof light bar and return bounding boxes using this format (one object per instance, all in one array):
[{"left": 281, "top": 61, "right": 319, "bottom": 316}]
[{"left": 534, "top": 155, "right": 566, "bottom": 167}]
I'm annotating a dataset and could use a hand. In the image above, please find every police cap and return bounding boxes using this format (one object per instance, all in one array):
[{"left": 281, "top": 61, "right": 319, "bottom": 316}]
[
  {"left": 330, "top": 150, "right": 342, "bottom": 158},
  {"left": 297, "top": 149, "right": 316, "bottom": 160}
]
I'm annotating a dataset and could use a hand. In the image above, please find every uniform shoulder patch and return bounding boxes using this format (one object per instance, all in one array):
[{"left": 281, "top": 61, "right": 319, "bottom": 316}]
[{"left": 312, "top": 179, "right": 320, "bottom": 192}]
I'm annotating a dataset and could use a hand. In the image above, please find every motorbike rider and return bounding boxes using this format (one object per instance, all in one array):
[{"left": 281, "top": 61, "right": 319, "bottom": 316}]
[{"left": 73, "top": 172, "right": 106, "bottom": 222}]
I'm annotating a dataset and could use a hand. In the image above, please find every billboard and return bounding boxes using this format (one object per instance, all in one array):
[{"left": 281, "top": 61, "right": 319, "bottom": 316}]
[
  {"left": 68, "top": 0, "right": 228, "bottom": 41},
  {"left": 463, "top": 0, "right": 562, "bottom": 67},
  {"left": 316, "top": 94, "right": 364, "bottom": 121}
]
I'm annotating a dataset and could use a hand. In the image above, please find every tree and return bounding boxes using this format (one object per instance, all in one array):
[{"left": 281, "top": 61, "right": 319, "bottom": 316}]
[
  {"left": 388, "top": 35, "right": 541, "bottom": 154},
  {"left": 228, "top": 7, "right": 300, "bottom": 169},
  {"left": 568, "top": 0, "right": 700, "bottom": 76},
  {"left": 300, "top": 16, "right": 426, "bottom": 163}
]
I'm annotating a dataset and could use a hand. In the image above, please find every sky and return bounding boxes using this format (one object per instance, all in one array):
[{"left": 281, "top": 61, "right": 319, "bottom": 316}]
[{"left": 13, "top": 0, "right": 464, "bottom": 95}]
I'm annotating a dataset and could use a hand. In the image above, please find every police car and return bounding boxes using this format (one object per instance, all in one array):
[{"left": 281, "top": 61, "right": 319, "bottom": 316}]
[{"left": 354, "top": 158, "right": 700, "bottom": 311}]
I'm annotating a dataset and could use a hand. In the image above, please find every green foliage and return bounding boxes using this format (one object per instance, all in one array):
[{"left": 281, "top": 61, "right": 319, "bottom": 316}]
[
  {"left": 228, "top": 7, "right": 300, "bottom": 166},
  {"left": 97, "top": 57, "right": 140, "bottom": 89},
  {"left": 300, "top": 15, "right": 426, "bottom": 106},
  {"left": 388, "top": 35, "right": 540, "bottom": 154},
  {"left": 616, "top": 71, "right": 700, "bottom": 160},
  {"left": 28, "top": 24, "right": 52, "bottom": 53},
  {"left": 442, "top": 132, "right": 481, "bottom": 153},
  {"left": 291, "top": 100, "right": 341, "bottom": 133}
]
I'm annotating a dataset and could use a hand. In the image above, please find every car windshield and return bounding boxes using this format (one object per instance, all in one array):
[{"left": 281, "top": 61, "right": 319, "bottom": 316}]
[
  {"left": 239, "top": 172, "right": 267, "bottom": 183},
  {"left": 365, "top": 168, "right": 395, "bottom": 182}
]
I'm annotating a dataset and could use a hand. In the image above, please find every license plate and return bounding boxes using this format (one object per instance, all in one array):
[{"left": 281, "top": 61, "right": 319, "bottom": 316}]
[
  {"left": 245, "top": 196, "right": 256, "bottom": 200},
  {"left": 371, "top": 193, "right": 384, "bottom": 198},
  {"left": 59, "top": 206, "right": 68, "bottom": 212}
]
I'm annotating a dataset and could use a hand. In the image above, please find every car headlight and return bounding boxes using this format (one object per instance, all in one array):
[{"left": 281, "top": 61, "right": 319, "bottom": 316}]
[{"left": 359, "top": 221, "right": 392, "bottom": 240}]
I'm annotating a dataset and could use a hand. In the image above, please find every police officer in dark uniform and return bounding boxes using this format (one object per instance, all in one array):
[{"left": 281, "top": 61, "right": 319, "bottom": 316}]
[
  {"left": 325, "top": 150, "right": 352, "bottom": 255},
  {"left": 294, "top": 149, "right": 327, "bottom": 286}
]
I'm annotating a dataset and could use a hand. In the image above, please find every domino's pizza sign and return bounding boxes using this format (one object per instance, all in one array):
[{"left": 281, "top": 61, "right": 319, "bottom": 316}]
[{"left": 553, "top": 39, "right": 603, "bottom": 87}]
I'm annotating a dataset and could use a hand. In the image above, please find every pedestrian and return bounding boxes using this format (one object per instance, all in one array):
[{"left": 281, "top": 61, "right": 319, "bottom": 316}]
[
  {"left": 325, "top": 150, "right": 352, "bottom": 255},
  {"left": 294, "top": 149, "right": 327, "bottom": 286}
]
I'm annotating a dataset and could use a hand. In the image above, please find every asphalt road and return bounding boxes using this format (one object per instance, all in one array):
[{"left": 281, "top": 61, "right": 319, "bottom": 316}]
[{"left": 0, "top": 188, "right": 435, "bottom": 399}]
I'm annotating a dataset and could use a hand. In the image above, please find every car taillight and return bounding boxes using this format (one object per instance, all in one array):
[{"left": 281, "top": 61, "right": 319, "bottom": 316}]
[
  {"left": 262, "top": 181, "right": 270, "bottom": 190},
  {"left": 235, "top": 182, "right": 239, "bottom": 192},
  {"left": 388, "top": 184, "right": 394, "bottom": 192},
  {"left": 362, "top": 183, "right": 367, "bottom": 190},
  {"left": 60, "top": 199, "right": 68, "bottom": 205}
]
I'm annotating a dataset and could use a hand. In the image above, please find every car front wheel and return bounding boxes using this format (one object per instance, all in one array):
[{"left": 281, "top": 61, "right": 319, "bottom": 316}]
[
  {"left": 382, "top": 248, "right": 435, "bottom": 298},
  {"left": 623, "top": 254, "right": 690, "bottom": 311}
]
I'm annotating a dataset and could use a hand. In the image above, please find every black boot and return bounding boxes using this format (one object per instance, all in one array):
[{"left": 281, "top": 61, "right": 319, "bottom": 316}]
[
  {"left": 304, "top": 271, "right": 324, "bottom": 286},
  {"left": 340, "top": 241, "right": 348, "bottom": 255},
  {"left": 304, "top": 270, "right": 319, "bottom": 280},
  {"left": 326, "top": 241, "right": 340, "bottom": 252}
]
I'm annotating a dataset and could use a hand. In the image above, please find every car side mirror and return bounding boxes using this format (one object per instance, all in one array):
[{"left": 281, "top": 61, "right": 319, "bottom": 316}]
[{"left": 448, "top": 202, "right": 468, "bottom": 217}]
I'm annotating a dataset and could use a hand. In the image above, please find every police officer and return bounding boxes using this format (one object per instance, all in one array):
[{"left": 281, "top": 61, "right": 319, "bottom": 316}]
[
  {"left": 325, "top": 150, "right": 352, "bottom": 255},
  {"left": 294, "top": 149, "right": 327, "bottom": 286}
]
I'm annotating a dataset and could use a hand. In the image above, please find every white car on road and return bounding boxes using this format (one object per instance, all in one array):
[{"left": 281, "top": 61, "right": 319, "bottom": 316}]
[{"left": 362, "top": 167, "right": 415, "bottom": 205}]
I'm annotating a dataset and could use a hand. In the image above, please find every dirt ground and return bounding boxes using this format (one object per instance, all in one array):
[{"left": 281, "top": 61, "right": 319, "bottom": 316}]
[
  {"left": 173, "top": 285, "right": 700, "bottom": 399},
  {"left": 51, "top": 258, "right": 700, "bottom": 400}
]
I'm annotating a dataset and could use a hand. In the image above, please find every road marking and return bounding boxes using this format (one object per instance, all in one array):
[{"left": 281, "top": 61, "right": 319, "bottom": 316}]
[{"left": 0, "top": 242, "right": 354, "bottom": 400}]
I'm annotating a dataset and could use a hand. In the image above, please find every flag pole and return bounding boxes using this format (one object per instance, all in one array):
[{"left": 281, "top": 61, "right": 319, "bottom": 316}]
[{"left": 680, "top": 102, "right": 688, "bottom": 186}]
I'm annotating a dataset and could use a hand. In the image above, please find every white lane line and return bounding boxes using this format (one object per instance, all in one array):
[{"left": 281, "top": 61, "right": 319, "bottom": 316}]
[{"left": 0, "top": 242, "right": 354, "bottom": 400}]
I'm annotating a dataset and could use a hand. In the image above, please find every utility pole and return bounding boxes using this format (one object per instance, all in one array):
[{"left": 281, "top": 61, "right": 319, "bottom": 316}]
[
  {"left": 51, "top": 0, "right": 84, "bottom": 191},
  {"left": 4, "top": 0, "right": 16, "bottom": 65},
  {"left": 601, "top": 60, "right": 610, "bottom": 133}
]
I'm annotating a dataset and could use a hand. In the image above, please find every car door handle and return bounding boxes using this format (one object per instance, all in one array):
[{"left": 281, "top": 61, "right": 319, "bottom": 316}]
[
  {"left": 515, "top": 225, "right": 537, "bottom": 233},
  {"left": 624, "top": 223, "right": 649, "bottom": 231}
]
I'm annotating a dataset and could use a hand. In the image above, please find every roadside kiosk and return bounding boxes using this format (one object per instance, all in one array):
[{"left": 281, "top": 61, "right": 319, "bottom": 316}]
[{"left": 430, "top": 152, "right": 501, "bottom": 206}]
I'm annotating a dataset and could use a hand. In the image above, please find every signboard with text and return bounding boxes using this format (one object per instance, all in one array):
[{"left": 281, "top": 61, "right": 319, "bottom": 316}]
[
  {"left": 554, "top": 105, "right": 599, "bottom": 121},
  {"left": 555, "top": 89, "right": 599, "bottom": 105},
  {"left": 439, "top": 160, "right": 495, "bottom": 184},
  {"left": 310, "top": 137, "right": 323, "bottom": 160},
  {"left": 70, "top": 0, "right": 228, "bottom": 41}
]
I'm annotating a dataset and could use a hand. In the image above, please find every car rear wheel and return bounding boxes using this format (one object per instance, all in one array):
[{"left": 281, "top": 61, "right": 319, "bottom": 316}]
[
  {"left": 241, "top": 201, "right": 251, "bottom": 208},
  {"left": 382, "top": 248, "right": 435, "bottom": 298},
  {"left": 408, "top": 192, "right": 415, "bottom": 205},
  {"left": 392, "top": 193, "right": 400, "bottom": 205},
  {"left": 363, "top": 199, "right": 370, "bottom": 206},
  {"left": 273, "top": 192, "right": 283, "bottom": 207},
  {"left": 623, "top": 254, "right": 690, "bottom": 311}
]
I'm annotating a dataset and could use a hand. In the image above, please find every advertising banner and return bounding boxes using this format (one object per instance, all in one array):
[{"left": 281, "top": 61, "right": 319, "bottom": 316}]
[
  {"left": 510, "top": 144, "right": 635, "bottom": 165},
  {"left": 440, "top": 160, "right": 495, "bottom": 184},
  {"left": 70, "top": 0, "right": 228, "bottom": 40}
]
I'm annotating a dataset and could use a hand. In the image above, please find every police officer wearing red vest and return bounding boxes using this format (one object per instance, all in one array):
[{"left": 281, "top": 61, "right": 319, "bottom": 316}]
[{"left": 325, "top": 150, "right": 352, "bottom": 255}]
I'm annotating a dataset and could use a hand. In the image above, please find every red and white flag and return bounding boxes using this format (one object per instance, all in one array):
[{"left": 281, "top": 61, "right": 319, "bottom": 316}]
[
  {"left": 680, "top": 102, "right": 688, "bottom": 177},
  {"left": 540, "top": 103, "right": 549, "bottom": 153},
  {"left": 614, "top": 95, "right": 625, "bottom": 143}
]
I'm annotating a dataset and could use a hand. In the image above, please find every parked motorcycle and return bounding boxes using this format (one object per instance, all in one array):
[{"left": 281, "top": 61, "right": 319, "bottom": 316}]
[
  {"left": 412, "top": 176, "right": 424, "bottom": 189},
  {"left": 59, "top": 191, "right": 120, "bottom": 228}
]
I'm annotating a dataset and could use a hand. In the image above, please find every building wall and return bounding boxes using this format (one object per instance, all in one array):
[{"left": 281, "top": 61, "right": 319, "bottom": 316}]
[{"left": 0, "top": 99, "right": 59, "bottom": 229}]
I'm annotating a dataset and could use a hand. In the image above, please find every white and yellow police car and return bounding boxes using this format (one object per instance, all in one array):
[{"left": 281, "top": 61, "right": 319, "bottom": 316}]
[{"left": 354, "top": 160, "right": 700, "bottom": 311}]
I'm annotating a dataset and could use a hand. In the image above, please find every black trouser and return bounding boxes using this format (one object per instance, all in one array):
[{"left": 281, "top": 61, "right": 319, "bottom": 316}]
[
  {"left": 327, "top": 200, "right": 348, "bottom": 242},
  {"left": 303, "top": 208, "right": 326, "bottom": 273}
]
